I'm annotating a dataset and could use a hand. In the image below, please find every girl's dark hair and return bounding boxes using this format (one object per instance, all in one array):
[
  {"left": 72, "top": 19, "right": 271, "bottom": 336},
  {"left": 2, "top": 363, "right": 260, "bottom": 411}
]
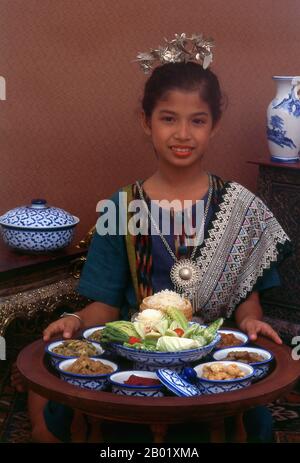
[{"left": 142, "top": 62, "right": 223, "bottom": 126}]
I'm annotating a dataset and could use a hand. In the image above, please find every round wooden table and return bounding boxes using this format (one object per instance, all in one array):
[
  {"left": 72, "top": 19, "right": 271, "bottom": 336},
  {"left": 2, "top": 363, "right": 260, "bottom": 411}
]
[{"left": 17, "top": 337, "right": 300, "bottom": 443}]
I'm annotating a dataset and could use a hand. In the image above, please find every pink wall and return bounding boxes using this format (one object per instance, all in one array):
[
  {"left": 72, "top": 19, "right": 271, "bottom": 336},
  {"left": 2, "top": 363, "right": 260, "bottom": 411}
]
[{"left": 1, "top": 0, "right": 299, "bottom": 238}]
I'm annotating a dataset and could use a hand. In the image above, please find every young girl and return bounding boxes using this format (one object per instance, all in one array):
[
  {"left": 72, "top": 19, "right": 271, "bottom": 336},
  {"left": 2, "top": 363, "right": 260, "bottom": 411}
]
[{"left": 25, "top": 35, "right": 290, "bottom": 443}]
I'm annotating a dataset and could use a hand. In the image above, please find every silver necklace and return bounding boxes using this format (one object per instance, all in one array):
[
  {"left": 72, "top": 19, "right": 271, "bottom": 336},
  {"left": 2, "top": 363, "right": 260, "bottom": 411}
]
[{"left": 136, "top": 174, "right": 213, "bottom": 305}]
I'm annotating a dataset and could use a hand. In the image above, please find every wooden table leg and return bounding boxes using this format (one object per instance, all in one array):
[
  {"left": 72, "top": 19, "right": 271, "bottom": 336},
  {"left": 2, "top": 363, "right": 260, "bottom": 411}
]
[
  {"left": 209, "top": 419, "right": 225, "bottom": 442},
  {"left": 233, "top": 413, "right": 247, "bottom": 443},
  {"left": 150, "top": 423, "right": 168, "bottom": 443},
  {"left": 70, "top": 411, "right": 89, "bottom": 442},
  {"left": 85, "top": 416, "right": 104, "bottom": 443}
]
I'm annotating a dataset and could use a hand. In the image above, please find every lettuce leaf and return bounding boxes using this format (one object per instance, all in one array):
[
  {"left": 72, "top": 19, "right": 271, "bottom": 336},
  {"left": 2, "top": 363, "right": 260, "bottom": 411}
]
[
  {"left": 133, "top": 321, "right": 146, "bottom": 339},
  {"left": 156, "top": 319, "right": 169, "bottom": 335},
  {"left": 156, "top": 336, "right": 201, "bottom": 352}
]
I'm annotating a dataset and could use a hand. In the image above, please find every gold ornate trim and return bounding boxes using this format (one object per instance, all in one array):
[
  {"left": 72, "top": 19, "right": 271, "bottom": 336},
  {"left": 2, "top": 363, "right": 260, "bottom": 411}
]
[
  {"left": 0, "top": 277, "right": 87, "bottom": 337},
  {"left": 77, "top": 226, "right": 96, "bottom": 249},
  {"left": 69, "top": 256, "right": 88, "bottom": 279}
]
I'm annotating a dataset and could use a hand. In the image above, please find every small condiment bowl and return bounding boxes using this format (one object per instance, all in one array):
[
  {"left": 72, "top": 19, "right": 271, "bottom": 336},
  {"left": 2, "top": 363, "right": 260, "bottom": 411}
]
[
  {"left": 82, "top": 326, "right": 117, "bottom": 356},
  {"left": 82, "top": 326, "right": 105, "bottom": 344},
  {"left": 193, "top": 361, "right": 254, "bottom": 394},
  {"left": 213, "top": 347, "right": 274, "bottom": 381},
  {"left": 46, "top": 339, "right": 104, "bottom": 367},
  {"left": 56, "top": 357, "right": 118, "bottom": 391},
  {"left": 215, "top": 329, "right": 249, "bottom": 350},
  {"left": 109, "top": 370, "right": 164, "bottom": 397}
]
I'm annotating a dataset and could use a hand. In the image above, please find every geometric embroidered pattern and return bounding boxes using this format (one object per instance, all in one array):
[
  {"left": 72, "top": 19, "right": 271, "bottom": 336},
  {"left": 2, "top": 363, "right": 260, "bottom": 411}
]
[{"left": 191, "top": 182, "right": 291, "bottom": 322}]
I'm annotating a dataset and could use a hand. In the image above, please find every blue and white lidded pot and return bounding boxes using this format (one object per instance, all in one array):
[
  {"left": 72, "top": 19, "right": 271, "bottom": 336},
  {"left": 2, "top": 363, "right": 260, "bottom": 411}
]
[
  {"left": 267, "top": 76, "right": 300, "bottom": 163},
  {"left": 0, "top": 199, "right": 80, "bottom": 252}
]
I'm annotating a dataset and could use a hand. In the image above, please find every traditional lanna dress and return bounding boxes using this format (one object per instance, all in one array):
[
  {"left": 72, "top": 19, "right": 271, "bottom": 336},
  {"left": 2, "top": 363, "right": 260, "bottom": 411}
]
[
  {"left": 77, "top": 174, "right": 291, "bottom": 321},
  {"left": 44, "top": 174, "right": 291, "bottom": 442}
]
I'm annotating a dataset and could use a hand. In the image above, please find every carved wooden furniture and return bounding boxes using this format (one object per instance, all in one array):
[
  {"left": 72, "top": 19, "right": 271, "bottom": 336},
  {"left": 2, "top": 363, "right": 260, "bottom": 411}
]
[
  {"left": 249, "top": 160, "right": 300, "bottom": 341},
  {"left": 0, "top": 237, "right": 88, "bottom": 337},
  {"left": 17, "top": 336, "right": 300, "bottom": 443}
]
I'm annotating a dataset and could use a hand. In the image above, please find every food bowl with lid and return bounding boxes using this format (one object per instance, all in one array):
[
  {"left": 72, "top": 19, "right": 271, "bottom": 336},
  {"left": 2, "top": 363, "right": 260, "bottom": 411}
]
[{"left": 0, "top": 199, "right": 79, "bottom": 252}]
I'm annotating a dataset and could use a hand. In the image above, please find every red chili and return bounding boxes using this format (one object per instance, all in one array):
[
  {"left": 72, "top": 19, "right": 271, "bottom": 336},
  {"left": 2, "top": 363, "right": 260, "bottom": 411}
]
[
  {"left": 128, "top": 336, "right": 142, "bottom": 344},
  {"left": 174, "top": 328, "right": 184, "bottom": 337}
]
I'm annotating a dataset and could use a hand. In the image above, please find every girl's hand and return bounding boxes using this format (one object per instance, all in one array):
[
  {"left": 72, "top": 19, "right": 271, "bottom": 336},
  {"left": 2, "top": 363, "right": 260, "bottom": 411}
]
[
  {"left": 43, "top": 317, "right": 81, "bottom": 342},
  {"left": 239, "top": 317, "right": 282, "bottom": 345}
]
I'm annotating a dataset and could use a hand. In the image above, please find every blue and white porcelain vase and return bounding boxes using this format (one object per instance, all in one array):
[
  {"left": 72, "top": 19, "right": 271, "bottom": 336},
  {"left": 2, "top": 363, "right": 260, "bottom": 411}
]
[{"left": 267, "top": 76, "right": 300, "bottom": 162}]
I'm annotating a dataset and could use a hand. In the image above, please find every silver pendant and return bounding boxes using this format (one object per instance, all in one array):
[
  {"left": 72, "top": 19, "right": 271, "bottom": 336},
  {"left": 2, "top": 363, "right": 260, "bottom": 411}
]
[{"left": 170, "top": 259, "right": 201, "bottom": 291}]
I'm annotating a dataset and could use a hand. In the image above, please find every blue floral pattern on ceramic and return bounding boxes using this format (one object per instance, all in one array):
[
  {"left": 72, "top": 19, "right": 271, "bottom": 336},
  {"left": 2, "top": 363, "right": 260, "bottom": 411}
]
[
  {"left": 113, "top": 333, "right": 221, "bottom": 371},
  {"left": 109, "top": 370, "right": 164, "bottom": 396},
  {"left": 157, "top": 369, "right": 200, "bottom": 397},
  {"left": 57, "top": 357, "right": 118, "bottom": 391},
  {"left": 1, "top": 227, "right": 76, "bottom": 252},
  {"left": 212, "top": 346, "right": 273, "bottom": 382},
  {"left": 0, "top": 199, "right": 79, "bottom": 251},
  {"left": 0, "top": 199, "right": 76, "bottom": 228},
  {"left": 252, "top": 363, "right": 270, "bottom": 381},
  {"left": 193, "top": 361, "right": 254, "bottom": 395},
  {"left": 46, "top": 340, "right": 104, "bottom": 368},
  {"left": 132, "top": 361, "right": 186, "bottom": 372},
  {"left": 197, "top": 377, "right": 252, "bottom": 394},
  {"left": 58, "top": 373, "right": 111, "bottom": 391},
  {"left": 267, "top": 76, "right": 300, "bottom": 162},
  {"left": 111, "top": 385, "right": 164, "bottom": 397},
  {"left": 267, "top": 115, "right": 297, "bottom": 149},
  {"left": 273, "top": 91, "right": 300, "bottom": 117}
]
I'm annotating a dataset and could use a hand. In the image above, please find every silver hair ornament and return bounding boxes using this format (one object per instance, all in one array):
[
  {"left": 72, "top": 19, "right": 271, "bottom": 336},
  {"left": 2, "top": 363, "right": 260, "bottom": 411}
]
[{"left": 134, "top": 33, "right": 214, "bottom": 74}]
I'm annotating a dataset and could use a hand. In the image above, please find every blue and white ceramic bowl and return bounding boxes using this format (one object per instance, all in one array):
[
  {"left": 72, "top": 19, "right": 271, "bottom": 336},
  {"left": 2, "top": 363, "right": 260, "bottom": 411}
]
[
  {"left": 113, "top": 333, "right": 221, "bottom": 371},
  {"left": 0, "top": 199, "right": 79, "bottom": 252},
  {"left": 193, "top": 361, "right": 254, "bottom": 394},
  {"left": 46, "top": 340, "right": 104, "bottom": 367},
  {"left": 110, "top": 370, "right": 164, "bottom": 397},
  {"left": 57, "top": 357, "right": 118, "bottom": 391},
  {"left": 82, "top": 326, "right": 105, "bottom": 345},
  {"left": 82, "top": 326, "right": 115, "bottom": 356},
  {"left": 213, "top": 347, "right": 274, "bottom": 381},
  {"left": 215, "top": 329, "right": 249, "bottom": 350}
]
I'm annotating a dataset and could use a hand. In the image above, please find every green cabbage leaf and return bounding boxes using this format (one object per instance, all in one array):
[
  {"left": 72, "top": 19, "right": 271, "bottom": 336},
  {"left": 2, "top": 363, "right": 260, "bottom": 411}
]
[{"left": 156, "top": 336, "right": 202, "bottom": 352}]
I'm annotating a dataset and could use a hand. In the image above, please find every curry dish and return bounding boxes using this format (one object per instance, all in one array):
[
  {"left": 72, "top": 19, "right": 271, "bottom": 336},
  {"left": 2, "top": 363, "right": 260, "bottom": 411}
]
[
  {"left": 52, "top": 340, "right": 98, "bottom": 357},
  {"left": 87, "top": 330, "right": 103, "bottom": 343},
  {"left": 202, "top": 363, "right": 246, "bottom": 380},
  {"left": 218, "top": 333, "right": 243, "bottom": 348},
  {"left": 224, "top": 351, "right": 265, "bottom": 364},
  {"left": 66, "top": 356, "right": 113, "bottom": 375}
]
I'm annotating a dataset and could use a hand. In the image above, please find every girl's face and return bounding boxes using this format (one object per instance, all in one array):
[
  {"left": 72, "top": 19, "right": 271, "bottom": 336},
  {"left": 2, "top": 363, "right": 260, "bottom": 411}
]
[{"left": 142, "top": 89, "right": 218, "bottom": 169}]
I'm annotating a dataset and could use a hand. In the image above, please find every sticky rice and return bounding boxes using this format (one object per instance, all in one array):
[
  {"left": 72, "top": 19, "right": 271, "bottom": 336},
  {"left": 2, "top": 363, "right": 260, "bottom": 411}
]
[{"left": 140, "top": 289, "right": 193, "bottom": 320}]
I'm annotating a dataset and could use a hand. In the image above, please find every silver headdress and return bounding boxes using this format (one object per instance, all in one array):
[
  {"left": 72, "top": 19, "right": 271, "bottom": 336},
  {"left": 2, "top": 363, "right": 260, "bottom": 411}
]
[{"left": 135, "top": 33, "right": 214, "bottom": 74}]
